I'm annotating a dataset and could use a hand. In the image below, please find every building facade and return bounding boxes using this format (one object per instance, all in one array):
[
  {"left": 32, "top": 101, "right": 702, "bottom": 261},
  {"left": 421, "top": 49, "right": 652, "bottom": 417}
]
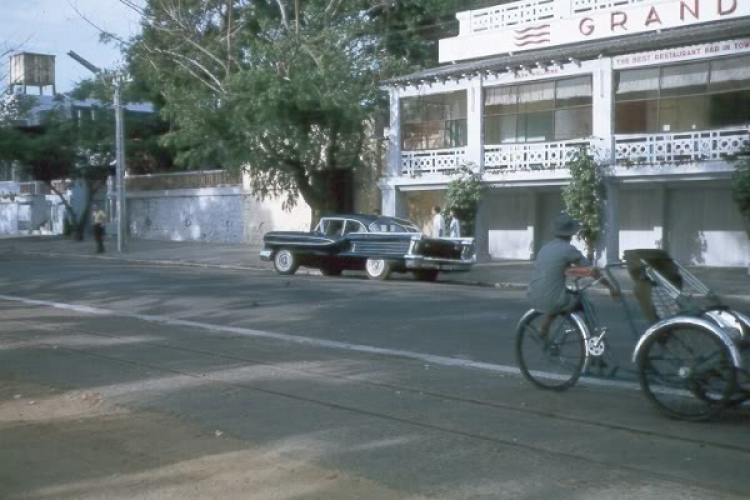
[{"left": 380, "top": 0, "right": 750, "bottom": 267}]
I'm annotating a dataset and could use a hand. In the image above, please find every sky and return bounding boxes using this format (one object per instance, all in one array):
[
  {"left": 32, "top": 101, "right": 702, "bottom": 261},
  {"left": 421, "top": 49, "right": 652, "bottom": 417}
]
[{"left": 0, "top": 0, "right": 144, "bottom": 93}]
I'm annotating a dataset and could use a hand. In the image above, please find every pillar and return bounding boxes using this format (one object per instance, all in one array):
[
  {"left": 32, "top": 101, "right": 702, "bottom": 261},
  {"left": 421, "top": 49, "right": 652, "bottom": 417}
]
[
  {"left": 592, "top": 57, "right": 614, "bottom": 162},
  {"left": 527, "top": 191, "right": 538, "bottom": 260},
  {"left": 654, "top": 184, "right": 668, "bottom": 250},
  {"left": 380, "top": 183, "right": 406, "bottom": 219},
  {"left": 467, "top": 76, "right": 484, "bottom": 172},
  {"left": 605, "top": 179, "right": 620, "bottom": 264},
  {"left": 387, "top": 88, "right": 402, "bottom": 178}
]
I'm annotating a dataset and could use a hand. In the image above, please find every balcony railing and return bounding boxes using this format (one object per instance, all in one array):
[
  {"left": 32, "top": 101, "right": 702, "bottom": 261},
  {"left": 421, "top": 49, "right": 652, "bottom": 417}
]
[
  {"left": 461, "top": 0, "right": 654, "bottom": 35},
  {"left": 484, "top": 139, "right": 590, "bottom": 172},
  {"left": 401, "top": 148, "right": 468, "bottom": 176},
  {"left": 615, "top": 127, "right": 750, "bottom": 166},
  {"left": 126, "top": 170, "right": 242, "bottom": 191}
]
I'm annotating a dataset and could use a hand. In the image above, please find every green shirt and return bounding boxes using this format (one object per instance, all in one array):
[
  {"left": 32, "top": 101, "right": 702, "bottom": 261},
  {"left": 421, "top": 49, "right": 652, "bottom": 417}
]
[{"left": 527, "top": 238, "right": 590, "bottom": 313}]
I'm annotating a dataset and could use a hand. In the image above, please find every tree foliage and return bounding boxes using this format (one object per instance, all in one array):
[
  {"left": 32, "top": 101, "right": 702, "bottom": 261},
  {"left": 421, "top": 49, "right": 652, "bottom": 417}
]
[
  {"left": 445, "top": 163, "right": 483, "bottom": 237},
  {"left": 120, "top": 0, "right": 499, "bottom": 220},
  {"left": 563, "top": 148, "right": 606, "bottom": 261}
]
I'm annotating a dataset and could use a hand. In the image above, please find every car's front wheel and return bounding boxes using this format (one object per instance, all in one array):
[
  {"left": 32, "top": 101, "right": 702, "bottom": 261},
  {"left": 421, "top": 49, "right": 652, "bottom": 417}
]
[
  {"left": 365, "top": 259, "right": 392, "bottom": 281},
  {"left": 273, "top": 249, "right": 299, "bottom": 275}
]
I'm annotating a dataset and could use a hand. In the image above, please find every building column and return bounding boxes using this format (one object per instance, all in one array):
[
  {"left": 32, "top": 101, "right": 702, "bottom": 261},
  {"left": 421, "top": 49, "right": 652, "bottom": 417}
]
[
  {"left": 474, "top": 197, "right": 491, "bottom": 262},
  {"left": 387, "top": 88, "right": 402, "bottom": 178},
  {"left": 654, "top": 184, "right": 668, "bottom": 250},
  {"left": 527, "top": 191, "right": 538, "bottom": 260},
  {"left": 592, "top": 57, "right": 615, "bottom": 163},
  {"left": 467, "top": 76, "right": 484, "bottom": 172},
  {"left": 380, "top": 183, "right": 406, "bottom": 219},
  {"left": 605, "top": 179, "right": 620, "bottom": 264}
]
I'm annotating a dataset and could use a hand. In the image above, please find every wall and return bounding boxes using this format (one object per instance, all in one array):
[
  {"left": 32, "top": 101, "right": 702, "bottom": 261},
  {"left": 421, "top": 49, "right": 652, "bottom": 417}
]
[
  {"left": 485, "top": 191, "right": 534, "bottom": 260},
  {"left": 405, "top": 190, "right": 445, "bottom": 236},
  {"left": 128, "top": 186, "right": 312, "bottom": 245}
]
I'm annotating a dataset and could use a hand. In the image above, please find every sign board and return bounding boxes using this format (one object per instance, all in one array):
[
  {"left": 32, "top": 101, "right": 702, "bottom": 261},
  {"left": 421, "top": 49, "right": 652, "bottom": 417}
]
[
  {"left": 440, "top": 0, "right": 749, "bottom": 63},
  {"left": 613, "top": 38, "right": 750, "bottom": 68}
]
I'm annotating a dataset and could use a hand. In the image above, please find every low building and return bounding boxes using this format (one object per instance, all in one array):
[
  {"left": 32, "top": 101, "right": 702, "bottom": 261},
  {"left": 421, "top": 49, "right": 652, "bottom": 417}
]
[{"left": 380, "top": 0, "right": 750, "bottom": 267}]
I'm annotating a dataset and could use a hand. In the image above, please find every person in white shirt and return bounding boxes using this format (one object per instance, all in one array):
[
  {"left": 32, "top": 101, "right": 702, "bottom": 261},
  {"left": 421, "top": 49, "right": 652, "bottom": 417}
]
[
  {"left": 431, "top": 205, "right": 445, "bottom": 238},
  {"left": 448, "top": 209, "right": 461, "bottom": 238}
]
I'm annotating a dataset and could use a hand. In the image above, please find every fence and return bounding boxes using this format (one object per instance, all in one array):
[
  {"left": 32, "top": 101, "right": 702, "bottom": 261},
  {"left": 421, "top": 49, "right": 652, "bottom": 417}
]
[{"left": 126, "top": 170, "right": 242, "bottom": 191}]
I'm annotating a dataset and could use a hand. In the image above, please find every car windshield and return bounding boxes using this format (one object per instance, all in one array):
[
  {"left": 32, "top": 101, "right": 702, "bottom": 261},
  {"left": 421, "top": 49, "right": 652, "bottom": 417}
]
[{"left": 368, "top": 220, "right": 420, "bottom": 233}]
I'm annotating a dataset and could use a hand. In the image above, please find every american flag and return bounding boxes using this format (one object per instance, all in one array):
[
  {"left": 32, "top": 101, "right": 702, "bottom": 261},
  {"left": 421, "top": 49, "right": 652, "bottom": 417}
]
[{"left": 514, "top": 24, "right": 551, "bottom": 47}]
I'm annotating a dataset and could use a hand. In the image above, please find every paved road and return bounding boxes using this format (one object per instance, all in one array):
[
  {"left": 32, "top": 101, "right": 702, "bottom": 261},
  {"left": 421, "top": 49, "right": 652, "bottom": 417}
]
[{"left": 1, "top": 254, "right": 749, "bottom": 499}]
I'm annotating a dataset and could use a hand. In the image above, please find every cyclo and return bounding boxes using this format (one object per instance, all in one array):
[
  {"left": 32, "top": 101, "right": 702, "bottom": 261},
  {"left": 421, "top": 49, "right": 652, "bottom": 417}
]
[{"left": 515, "top": 249, "right": 750, "bottom": 421}]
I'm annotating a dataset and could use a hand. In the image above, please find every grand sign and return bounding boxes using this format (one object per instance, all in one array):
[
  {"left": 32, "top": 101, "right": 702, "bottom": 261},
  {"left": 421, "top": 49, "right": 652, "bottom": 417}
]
[{"left": 440, "top": 0, "right": 750, "bottom": 63}]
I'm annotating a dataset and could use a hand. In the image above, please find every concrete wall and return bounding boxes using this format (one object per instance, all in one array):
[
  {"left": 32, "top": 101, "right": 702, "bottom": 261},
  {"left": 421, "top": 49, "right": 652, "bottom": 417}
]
[
  {"left": 128, "top": 186, "right": 312, "bottom": 245},
  {"left": 666, "top": 187, "right": 750, "bottom": 267},
  {"left": 485, "top": 191, "right": 535, "bottom": 260}
]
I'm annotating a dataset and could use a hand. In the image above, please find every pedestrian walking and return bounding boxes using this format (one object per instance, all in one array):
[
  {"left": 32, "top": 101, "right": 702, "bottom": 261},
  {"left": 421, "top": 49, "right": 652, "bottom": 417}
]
[
  {"left": 432, "top": 205, "right": 445, "bottom": 238},
  {"left": 92, "top": 204, "right": 107, "bottom": 253},
  {"left": 448, "top": 209, "right": 461, "bottom": 238}
]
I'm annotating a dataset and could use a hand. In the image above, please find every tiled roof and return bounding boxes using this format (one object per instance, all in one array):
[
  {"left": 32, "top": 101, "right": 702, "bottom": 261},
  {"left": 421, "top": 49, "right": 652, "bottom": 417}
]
[{"left": 384, "top": 17, "right": 750, "bottom": 85}]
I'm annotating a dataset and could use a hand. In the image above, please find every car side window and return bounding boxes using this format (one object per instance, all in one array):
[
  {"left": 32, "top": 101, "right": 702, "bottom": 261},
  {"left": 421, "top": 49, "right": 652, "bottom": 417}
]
[
  {"left": 321, "top": 219, "right": 345, "bottom": 237},
  {"left": 344, "top": 221, "right": 366, "bottom": 235}
]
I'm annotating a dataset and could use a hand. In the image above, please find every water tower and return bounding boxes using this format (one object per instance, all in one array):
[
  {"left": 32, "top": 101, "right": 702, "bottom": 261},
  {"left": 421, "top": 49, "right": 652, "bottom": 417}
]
[{"left": 9, "top": 52, "right": 56, "bottom": 96}]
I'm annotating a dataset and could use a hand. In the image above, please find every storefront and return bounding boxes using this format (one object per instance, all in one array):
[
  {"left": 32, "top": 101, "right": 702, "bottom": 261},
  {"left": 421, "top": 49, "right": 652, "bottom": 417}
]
[{"left": 380, "top": 0, "right": 750, "bottom": 267}]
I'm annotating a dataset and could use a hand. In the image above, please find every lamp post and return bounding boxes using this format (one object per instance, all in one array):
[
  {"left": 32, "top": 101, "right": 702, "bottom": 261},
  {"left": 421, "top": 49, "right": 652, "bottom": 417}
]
[{"left": 67, "top": 51, "right": 126, "bottom": 253}]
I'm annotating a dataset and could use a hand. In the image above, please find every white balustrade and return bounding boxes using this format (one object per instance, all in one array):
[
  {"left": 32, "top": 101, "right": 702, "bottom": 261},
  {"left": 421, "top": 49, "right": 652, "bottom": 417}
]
[
  {"left": 484, "top": 140, "right": 591, "bottom": 172},
  {"left": 615, "top": 127, "right": 750, "bottom": 166},
  {"left": 401, "top": 148, "right": 468, "bottom": 176},
  {"left": 463, "top": 0, "right": 657, "bottom": 35}
]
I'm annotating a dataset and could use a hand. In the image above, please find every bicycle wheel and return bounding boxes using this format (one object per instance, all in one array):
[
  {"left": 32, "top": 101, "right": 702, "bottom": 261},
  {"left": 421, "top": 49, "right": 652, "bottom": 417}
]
[
  {"left": 516, "top": 311, "right": 587, "bottom": 391},
  {"left": 637, "top": 324, "right": 737, "bottom": 421}
]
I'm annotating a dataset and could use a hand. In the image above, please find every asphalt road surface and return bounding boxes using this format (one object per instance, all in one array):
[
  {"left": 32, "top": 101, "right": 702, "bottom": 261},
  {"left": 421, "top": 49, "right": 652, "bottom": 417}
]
[{"left": 1, "top": 254, "right": 749, "bottom": 500}]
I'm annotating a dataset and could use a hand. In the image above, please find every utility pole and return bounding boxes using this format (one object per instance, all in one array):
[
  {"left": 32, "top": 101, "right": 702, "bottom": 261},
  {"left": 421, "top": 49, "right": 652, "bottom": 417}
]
[{"left": 67, "top": 51, "right": 127, "bottom": 253}]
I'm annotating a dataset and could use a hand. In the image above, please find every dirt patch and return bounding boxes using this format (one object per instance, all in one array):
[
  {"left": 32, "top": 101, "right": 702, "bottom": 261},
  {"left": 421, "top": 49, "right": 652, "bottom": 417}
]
[{"left": 0, "top": 380, "right": 425, "bottom": 500}]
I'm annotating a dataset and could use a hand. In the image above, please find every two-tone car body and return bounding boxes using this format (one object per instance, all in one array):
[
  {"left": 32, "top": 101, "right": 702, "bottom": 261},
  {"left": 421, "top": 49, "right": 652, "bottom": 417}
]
[{"left": 260, "top": 214, "right": 475, "bottom": 281}]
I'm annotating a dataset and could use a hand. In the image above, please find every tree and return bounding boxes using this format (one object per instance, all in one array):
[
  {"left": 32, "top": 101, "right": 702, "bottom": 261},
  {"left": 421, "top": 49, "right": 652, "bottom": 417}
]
[
  {"left": 118, "top": 0, "right": 498, "bottom": 222},
  {"left": 445, "top": 163, "right": 483, "bottom": 237},
  {"left": 563, "top": 148, "right": 606, "bottom": 261}
]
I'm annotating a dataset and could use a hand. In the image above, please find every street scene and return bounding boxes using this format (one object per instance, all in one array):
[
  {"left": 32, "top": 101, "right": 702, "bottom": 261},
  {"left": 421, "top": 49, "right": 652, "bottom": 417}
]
[{"left": 2, "top": 0, "right": 750, "bottom": 499}]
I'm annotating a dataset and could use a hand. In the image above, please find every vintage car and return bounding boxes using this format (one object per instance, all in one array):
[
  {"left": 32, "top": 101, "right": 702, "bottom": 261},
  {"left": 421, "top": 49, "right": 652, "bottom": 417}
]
[{"left": 260, "top": 214, "right": 476, "bottom": 281}]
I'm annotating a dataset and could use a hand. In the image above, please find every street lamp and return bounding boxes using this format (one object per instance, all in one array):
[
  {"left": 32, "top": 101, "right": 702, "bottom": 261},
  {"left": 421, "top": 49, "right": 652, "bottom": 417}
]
[{"left": 67, "top": 50, "right": 127, "bottom": 253}]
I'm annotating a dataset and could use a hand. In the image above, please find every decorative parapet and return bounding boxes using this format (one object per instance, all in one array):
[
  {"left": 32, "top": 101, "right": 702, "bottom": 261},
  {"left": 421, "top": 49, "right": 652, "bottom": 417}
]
[
  {"left": 484, "top": 139, "right": 591, "bottom": 173},
  {"left": 401, "top": 148, "right": 468, "bottom": 177},
  {"left": 615, "top": 127, "right": 750, "bottom": 167}
]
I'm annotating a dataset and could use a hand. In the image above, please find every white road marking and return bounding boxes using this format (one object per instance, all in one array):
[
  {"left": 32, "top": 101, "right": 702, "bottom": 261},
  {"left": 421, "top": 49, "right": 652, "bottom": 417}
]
[{"left": 0, "top": 294, "right": 644, "bottom": 391}]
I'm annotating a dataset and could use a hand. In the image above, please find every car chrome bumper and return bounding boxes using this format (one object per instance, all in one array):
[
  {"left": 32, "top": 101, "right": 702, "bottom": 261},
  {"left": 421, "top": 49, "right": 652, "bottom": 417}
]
[
  {"left": 259, "top": 249, "right": 273, "bottom": 261},
  {"left": 404, "top": 256, "right": 474, "bottom": 272}
]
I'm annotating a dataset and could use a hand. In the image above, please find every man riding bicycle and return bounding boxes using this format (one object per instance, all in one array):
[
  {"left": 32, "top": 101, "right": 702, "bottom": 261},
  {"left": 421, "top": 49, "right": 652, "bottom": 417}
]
[{"left": 528, "top": 212, "right": 620, "bottom": 338}]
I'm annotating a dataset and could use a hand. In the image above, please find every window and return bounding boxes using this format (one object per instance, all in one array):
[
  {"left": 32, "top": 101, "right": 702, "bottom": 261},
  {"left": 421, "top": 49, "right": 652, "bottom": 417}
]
[
  {"left": 344, "top": 220, "right": 367, "bottom": 234},
  {"left": 484, "top": 76, "right": 592, "bottom": 144},
  {"left": 401, "top": 91, "right": 467, "bottom": 150},
  {"left": 318, "top": 219, "right": 345, "bottom": 236},
  {"left": 615, "top": 56, "right": 750, "bottom": 134}
]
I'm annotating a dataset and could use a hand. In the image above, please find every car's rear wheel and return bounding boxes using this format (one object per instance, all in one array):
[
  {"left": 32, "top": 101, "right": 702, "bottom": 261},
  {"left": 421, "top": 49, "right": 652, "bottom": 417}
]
[
  {"left": 273, "top": 249, "right": 299, "bottom": 275},
  {"left": 320, "top": 266, "right": 342, "bottom": 277},
  {"left": 365, "top": 259, "right": 392, "bottom": 281},
  {"left": 413, "top": 270, "right": 439, "bottom": 282}
]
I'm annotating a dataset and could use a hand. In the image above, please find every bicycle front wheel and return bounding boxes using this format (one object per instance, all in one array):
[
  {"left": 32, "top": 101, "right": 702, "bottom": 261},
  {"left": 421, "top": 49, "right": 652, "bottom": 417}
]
[
  {"left": 637, "top": 324, "right": 737, "bottom": 421},
  {"left": 516, "top": 311, "right": 587, "bottom": 391}
]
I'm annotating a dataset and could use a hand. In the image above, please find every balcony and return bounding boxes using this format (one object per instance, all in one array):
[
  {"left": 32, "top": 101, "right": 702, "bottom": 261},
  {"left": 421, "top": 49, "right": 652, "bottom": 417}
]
[
  {"left": 484, "top": 139, "right": 591, "bottom": 173},
  {"left": 615, "top": 127, "right": 750, "bottom": 167},
  {"left": 401, "top": 148, "right": 468, "bottom": 177}
]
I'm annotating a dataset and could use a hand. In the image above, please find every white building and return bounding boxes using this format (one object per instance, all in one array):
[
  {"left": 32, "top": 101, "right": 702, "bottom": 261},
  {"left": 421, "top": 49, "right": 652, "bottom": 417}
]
[{"left": 380, "top": 0, "right": 750, "bottom": 267}]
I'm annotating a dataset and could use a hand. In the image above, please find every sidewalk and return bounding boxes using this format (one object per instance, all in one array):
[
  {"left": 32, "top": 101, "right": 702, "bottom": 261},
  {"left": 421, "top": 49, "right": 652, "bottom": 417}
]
[{"left": 2, "top": 235, "right": 748, "bottom": 298}]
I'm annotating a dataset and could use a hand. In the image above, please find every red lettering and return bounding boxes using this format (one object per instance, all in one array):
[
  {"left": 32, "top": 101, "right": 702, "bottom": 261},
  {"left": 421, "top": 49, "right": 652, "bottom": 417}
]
[
  {"left": 579, "top": 17, "right": 595, "bottom": 36},
  {"left": 611, "top": 11, "right": 628, "bottom": 31},
  {"left": 645, "top": 6, "right": 662, "bottom": 27},
  {"left": 718, "top": 0, "right": 737, "bottom": 15},
  {"left": 681, "top": 0, "right": 699, "bottom": 21}
]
